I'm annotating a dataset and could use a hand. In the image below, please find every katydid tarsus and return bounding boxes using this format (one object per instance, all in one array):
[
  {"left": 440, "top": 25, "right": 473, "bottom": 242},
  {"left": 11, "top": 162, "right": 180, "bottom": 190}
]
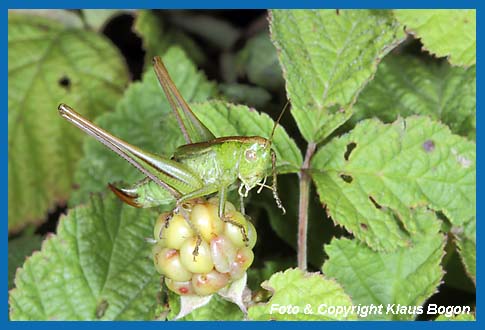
[{"left": 58, "top": 56, "right": 286, "bottom": 230}]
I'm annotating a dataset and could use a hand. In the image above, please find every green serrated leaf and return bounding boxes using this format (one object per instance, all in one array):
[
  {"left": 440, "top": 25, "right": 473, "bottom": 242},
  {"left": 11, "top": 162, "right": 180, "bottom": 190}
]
[
  {"left": 236, "top": 32, "right": 284, "bottom": 91},
  {"left": 70, "top": 47, "right": 216, "bottom": 206},
  {"left": 9, "top": 9, "right": 84, "bottom": 28},
  {"left": 247, "top": 259, "right": 295, "bottom": 291},
  {"left": 9, "top": 194, "right": 160, "bottom": 320},
  {"left": 270, "top": 9, "right": 406, "bottom": 143},
  {"left": 394, "top": 10, "right": 476, "bottom": 67},
  {"left": 82, "top": 9, "right": 132, "bottom": 31},
  {"left": 311, "top": 117, "right": 475, "bottom": 251},
  {"left": 169, "top": 12, "right": 240, "bottom": 50},
  {"left": 8, "top": 234, "right": 43, "bottom": 289},
  {"left": 251, "top": 175, "right": 336, "bottom": 268},
  {"left": 133, "top": 10, "right": 165, "bottom": 61},
  {"left": 323, "top": 208, "right": 445, "bottom": 320},
  {"left": 8, "top": 13, "right": 129, "bottom": 231},
  {"left": 194, "top": 297, "right": 245, "bottom": 321},
  {"left": 441, "top": 239, "right": 475, "bottom": 294},
  {"left": 166, "top": 292, "right": 243, "bottom": 321},
  {"left": 248, "top": 268, "right": 356, "bottom": 320},
  {"left": 220, "top": 83, "right": 271, "bottom": 109},
  {"left": 353, "top": 55, "right": 476, "bottom": 140},
  {"left": 181, "top": 295, "right": 244, "bottom": 320},
  {"left": 133, "top": 10, "right": 205, "bottom": 68},
  {"left": 454, "top": 217, "right": 475, "bottom": 284},
  {"left": 191, "top": 101, "right": 302, "bottom": 174}
]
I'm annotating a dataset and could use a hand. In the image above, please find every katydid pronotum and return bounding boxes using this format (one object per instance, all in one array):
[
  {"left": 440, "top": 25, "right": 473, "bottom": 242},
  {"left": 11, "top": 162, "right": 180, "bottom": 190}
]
[{"left": 58, "top": 56, "right": 286, "bottom": 232}]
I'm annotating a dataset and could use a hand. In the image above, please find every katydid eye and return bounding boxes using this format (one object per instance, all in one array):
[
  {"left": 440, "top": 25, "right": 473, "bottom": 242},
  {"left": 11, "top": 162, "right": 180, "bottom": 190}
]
[{"left": 245, "top": 149, "right": 257, "bottom": 161}]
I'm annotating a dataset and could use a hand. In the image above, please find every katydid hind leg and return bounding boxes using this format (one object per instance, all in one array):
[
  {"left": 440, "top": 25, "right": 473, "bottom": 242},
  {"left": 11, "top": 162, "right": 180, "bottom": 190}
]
[
  {"left": 108, "top": 183, "right": 142, "bottom": 207},
  {"left": 58, "top": 104, "right": 206, "bottom": 202},
  {"left": 108, "top": 177, "right": 177, "bottom": 208}
]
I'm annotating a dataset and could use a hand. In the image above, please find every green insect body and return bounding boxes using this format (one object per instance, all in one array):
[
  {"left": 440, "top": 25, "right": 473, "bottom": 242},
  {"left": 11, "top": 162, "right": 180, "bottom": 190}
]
[
  {"left": 58, "top": 56, "right": 285, "bottom": 217},
  {"left": 172, "top": 136, "right": 275, "bottom": 210},
  {"left": 109, "top": 136, "right": 275, "bottom": 213}
]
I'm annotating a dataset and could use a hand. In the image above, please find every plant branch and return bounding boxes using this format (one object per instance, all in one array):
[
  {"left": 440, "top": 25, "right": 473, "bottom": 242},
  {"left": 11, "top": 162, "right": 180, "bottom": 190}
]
[{"left": 297, "top": 142, "right": 317, "bottom": 270}]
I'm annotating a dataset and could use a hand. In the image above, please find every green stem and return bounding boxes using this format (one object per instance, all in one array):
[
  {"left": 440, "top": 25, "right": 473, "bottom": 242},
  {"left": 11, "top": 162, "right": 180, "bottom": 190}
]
[{"left": 298, "top": 142, "right": 316, "bottom": 270}]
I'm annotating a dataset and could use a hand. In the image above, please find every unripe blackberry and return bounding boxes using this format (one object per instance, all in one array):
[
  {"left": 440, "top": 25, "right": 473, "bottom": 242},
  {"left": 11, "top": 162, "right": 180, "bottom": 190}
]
[
  {"left": 165, "top": 278, "right": 196, "bottom": 296},
  {"left": 153, "top": 246, "right": 192, "bottom": 282},
  {"left": 192, "top": 270, "right": 230, "bottom": 296},
  {"left": 190, "top": 203, "right": 224, "bottom": 241},
  {"left": 229, "top": 247, "right": 254, "bottom": 280},
  {"left": 179, "top": 237, "right": 214, "bottom": 273},
  {"left": 153, "top": 212, "right": 171, "bottom": 241},
  {"left": 224, "top": 211, "right": 257, "bottom": 249},
  {"left": 154, "top": 213, "right": 194, "bottom": 250},
  {"left": 210, "top": 234, "right": 237, "bottom": 273},
  {"left": 151, "top": 198, "right": 257, "bottom": 297}
]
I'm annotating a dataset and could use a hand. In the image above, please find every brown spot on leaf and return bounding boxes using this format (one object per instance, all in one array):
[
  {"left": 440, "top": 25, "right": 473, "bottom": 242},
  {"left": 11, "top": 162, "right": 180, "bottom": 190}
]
[
  {"left": 340, "top": 174, "right": 353, "bottom": 183},
  {"left": 58, "top": 75, "right": 71, "bottom": 91},
  {"left": 369, "top": 196, "right": 382, "bottom": 209},
  {"left": 96, "top": 299, "right": 109, "bottom": 319}
]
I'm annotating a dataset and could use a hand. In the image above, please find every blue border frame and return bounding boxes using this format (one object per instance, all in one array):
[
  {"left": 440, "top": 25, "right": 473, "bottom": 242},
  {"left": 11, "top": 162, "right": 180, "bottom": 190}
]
[
  {"left": 4, "top": 1, "right": 479, "bottom": 329},
  {"left": 4, "top": 0, "right": 479, "bottom": 9}
]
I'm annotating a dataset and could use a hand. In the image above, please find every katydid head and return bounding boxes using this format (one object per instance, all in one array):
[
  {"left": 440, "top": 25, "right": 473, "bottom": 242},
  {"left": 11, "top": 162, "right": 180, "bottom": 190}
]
[
  {"left": 238, "top": 138, "right": 272, "bottom": 196},
  {"left": 237, "top": 101, "right": 290, "bottom": 214},
  {"left": 238, "top": 139, "right": 285, "bottom": 215}
]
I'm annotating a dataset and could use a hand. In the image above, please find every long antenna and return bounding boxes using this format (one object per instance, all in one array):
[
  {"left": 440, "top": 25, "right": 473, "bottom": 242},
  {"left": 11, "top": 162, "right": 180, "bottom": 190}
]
[{"left": 268, "top": 100, "right": 290, "bottom": 145}]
